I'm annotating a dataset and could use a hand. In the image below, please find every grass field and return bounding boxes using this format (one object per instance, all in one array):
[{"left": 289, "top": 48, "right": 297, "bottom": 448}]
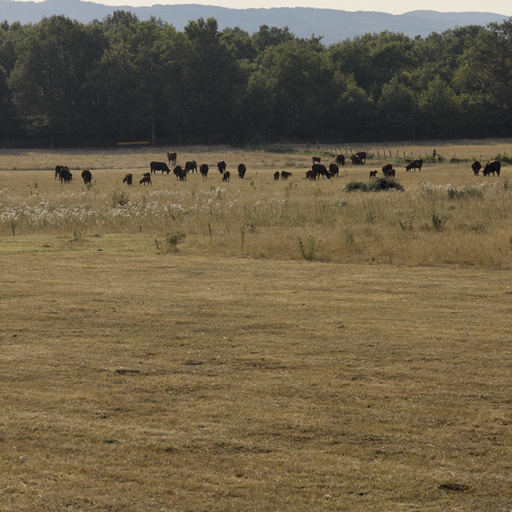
[{"left": 1, "top": 141, "right": 511, "bottom": 510}]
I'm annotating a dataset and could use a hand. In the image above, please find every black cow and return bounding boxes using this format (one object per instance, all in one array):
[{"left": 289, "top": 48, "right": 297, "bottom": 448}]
[
  {"left": 151, "top": 161, "right": 171, "bottom": 174},
  {"left": 140, "top": 173, "right": 152, "bottom": 186},
  {"left": 167, "top": 152, "right": 177, "bottom": 165},
  {"left": 238, "top": 163, "right": 247, "bottom": 179},
  {"left": 369, "top": 170, "right": 378, "bottom": 180},
  {"left": 274, "top": 171, "right": 280, "bottom": 181},
  {"left": 312, "top": 156, "right": 321, "bottom": 164},
  {"left": 222, "top": 171, "right": 230, "bottom": 182},
  {"left": 217, "top": 160, "right": 227, "bottom": 174},
  {"left": 60, "top": 168, "right": 73, "bottom": 183},
  {"left": 329, "top": 163, "right": 339, "bottom": 178},
  {"left": 173, "top": 165, "right": 186, "bottom": 181},
  {"left": 55, "top": 165, "right": 68, "bottom": 179},
  {"left": 123, "top": 173, "right": 133, "bottom": 185},
  {"left": 483, "top": 160, "right": 501, "bottom": 176},
  {"left": 382, "top": 163, "right": 393, "bottom": 175},
  {"left": 472, "top": 161, "right": 481, "bottom": 176},
  {"left": 81, "top": 169, "right": 92, "bottom": 185},
  {"left": 355, "top": 151, "right": 367, "bottom": 163},
  {"left": 281, "top": 171, "right": 293, "bottom": 180},
  {"left": 350, "top": 155, "right": 362, "bottom": 165},
  {"left": 200, "top": 164, "right": 209, "bottom": 178},
  {"left": 406, "top": 159, "right": 423, "bottom": 172},
  {"left": 312, "top": 164, "right": 330, "bottom": 179},
  {"left": 335, "top": 154, "right": 345, "bottom": 166},
  {"left": 185, "top": 160, "right": 197, "bottom": 174}
]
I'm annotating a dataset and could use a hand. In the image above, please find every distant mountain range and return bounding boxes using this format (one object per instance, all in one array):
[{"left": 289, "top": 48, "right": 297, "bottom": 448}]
[{"left": 0, "top": 0, "right": 509, "bottom": 44}]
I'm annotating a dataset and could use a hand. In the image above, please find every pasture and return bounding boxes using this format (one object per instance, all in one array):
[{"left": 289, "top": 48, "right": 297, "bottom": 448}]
[{"left": 1, "top": 141, "right": 511, "bottom": 511}]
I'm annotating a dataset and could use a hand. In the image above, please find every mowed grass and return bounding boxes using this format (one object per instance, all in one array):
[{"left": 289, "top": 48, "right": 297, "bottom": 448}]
[{"left": 0, "top": 142, "right": 511, "bottom": 510}]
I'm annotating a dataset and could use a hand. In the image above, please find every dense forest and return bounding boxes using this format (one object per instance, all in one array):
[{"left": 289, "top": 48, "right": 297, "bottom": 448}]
[{"left": 1, "top": 12, "right": 512, "bottom": 146}]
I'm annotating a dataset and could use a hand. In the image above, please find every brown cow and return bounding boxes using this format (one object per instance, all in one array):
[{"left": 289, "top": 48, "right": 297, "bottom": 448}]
[
  {"left": 281, "top": 171, "right": 292, "bottom": 180},
  {"left": 351, "top": 155, "right": 362, "bottom": 165},
  {"left": 185, "top": 160, "right": 197, "bottom": 173},
  {"left": 305, "top": 170, "right": 317, "bottom": 180},
  {"left": 369, "top": 170, "right": 378, "bottom": 180},
  {"left": 329, "top": 163, "right": 339, "bottom": 178},
  {"left": 55, "top": 165, "right": 69, "bottom": 179},
  {"left": 151, "top": 161, "right": 171, "bottom": 174},
  {"left": 123, "top": 173, "right": 133, "bottom": 185},
  {"left": 222, "top": 171, "right": 231, "bottom": 182},
  {"left": 406, "top": 159, "right": 423, "bottom": 172}
]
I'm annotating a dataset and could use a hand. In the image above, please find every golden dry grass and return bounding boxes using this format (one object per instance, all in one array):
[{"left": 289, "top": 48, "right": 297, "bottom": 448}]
[{"left": 0, "top": 142, "right": 511, "bottom": 511}]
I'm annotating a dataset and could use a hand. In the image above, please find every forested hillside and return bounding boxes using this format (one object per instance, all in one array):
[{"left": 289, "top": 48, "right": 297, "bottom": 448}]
[{"left": 1, "top": 12, "right": 512, "bottom": 146}]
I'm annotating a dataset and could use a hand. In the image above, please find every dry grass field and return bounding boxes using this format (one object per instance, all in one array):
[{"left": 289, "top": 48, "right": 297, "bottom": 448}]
[{"left": 1, "top": 141, "right": 511, "bottom": 511}]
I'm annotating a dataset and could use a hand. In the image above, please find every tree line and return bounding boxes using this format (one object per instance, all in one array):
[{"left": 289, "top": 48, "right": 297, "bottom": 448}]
[{"left": 1, "top": 12, "right": 512, "bottom": 147}]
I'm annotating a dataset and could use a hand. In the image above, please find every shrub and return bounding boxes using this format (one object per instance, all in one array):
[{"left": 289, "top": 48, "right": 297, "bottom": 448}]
[{"left": 344, "top": 178, "right": 404, "bottom": 192}]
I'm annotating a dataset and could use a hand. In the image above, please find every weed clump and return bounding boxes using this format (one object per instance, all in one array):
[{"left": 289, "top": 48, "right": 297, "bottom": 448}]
[{"left": 345, "top": 178, "right": 404, "bottom": 192}]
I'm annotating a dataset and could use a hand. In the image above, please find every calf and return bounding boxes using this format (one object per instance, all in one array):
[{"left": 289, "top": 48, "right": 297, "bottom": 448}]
[
  {"left": 369, "top": 170, "right": 378, "bottom": 180},
  {"left": 222, "top": 171, "right": 230, "bottom": 182},
  {"left": 281, "top": 171, "right": 293, "bottom": 180},
  {"left": 140, "top": 173, "right": 152, "bottom": 186},
  {"left": 305, "top": 170, "right": 317, "bottom": 180}
]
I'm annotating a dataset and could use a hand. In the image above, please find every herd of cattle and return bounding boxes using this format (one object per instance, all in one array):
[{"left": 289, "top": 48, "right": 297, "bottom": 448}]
[{"left": 53, "top": 151, "right": 503, "bottom": 186}]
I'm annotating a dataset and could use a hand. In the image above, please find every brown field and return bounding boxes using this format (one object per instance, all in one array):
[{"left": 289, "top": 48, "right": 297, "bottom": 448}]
[{"left": 1, "top": 141, "right": 511, "bottom": 511}]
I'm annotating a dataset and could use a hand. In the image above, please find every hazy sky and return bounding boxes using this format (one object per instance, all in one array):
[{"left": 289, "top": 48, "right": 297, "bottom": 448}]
[{"left": 15, "top": 0, "right": 512, "bottom": 15}]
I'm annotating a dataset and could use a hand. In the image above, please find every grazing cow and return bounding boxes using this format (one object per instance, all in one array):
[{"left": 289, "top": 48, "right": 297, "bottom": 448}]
[
  {"left": 483, "top": 160, "right": 501, "bottom": 177},
  {"left": 123, "top": 173, "right": 133, "bottom": 185},
  {"left": 81, "top": 169, "right": 92, "bottom": 185},
  {"left": 382, "top": 163, "right": 393, "bottom": 175},
  {"left": 406, "top": 159, "right": 423, "bottom": 172},
  {"left": 222, "top": 171, "right": 230, "bottom": 182},
  {"left": 312, "top": 156, "right": 321, "bottom": 164},
  {"left": 167, "top": 152, "right": 177, "bottom": 165},
  {"left": 55, "top": 165, "right": 68, "bottom": 179},
  {"left": 350, "top": 155, "right": 362, "bottom": 165},
  {"left": 200, "top": 163, "right": 209, "bottom": 178},
  {"left": 472, "top": 161, "right": 482, "bottom": 176},
  {"left": 305, "top": 170, "right": 317, "bottom": 180},
  {"left": 355, "top": 151, "right": 367, "bottom": 163},
  {"left": 329, "top": 163, "right": 339, "bottom": 178},
  {"left": 335, "top": 154, "right": 345, "bottom": 166},
  {"left": 312, "top": 163, "right": 330, "bottom": 179},
  {"left": 173, "top": 165, "right": 186, "bottom": 181},
  {"left": 217, "top": 160, "right": 227, "bottom": 174},
  {"left": 60, "top": 168, "right": 73, "bottom": 183},
  {"left": 151, "top": 161, "right": 171, "bottom": 174},
  {"left": 238, "top": 163, "right": 247, "bottom": 179},
  {"left": 369, "top": 170, "right": 378, "bottom": 180},
  {"left": 281, "top": 171, "right": 293, "bottom": 180},
  {"left": 185, "top": 160, "right": 197, "bottom": 174},
  {"left": 274, "top": 171, "right": 280, "bottom": 181},
  {"left": 140, "top": 174, "right": 152, "bottom": 186}
]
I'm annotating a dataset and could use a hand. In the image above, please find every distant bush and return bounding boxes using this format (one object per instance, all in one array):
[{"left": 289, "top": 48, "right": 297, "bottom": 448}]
[{"left": 344, "top": 178, "right": 404, "bottom": 192}]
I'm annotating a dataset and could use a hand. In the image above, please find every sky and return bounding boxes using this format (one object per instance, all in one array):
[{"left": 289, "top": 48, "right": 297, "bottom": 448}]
[{"left": 13, "top": 0, "right": 512, "bottom": 15}]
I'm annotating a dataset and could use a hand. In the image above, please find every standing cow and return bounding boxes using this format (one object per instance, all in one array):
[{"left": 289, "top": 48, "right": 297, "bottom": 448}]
[
  {"left": 81, "top": 169, "right": 92, "bottom": 185},
  {"left": 217, "top": 160, "right": 227, "bottom": 174},
  {"left": 151, "top": 161, "right": 171, "bottom": 174},
  {"left": 123, "top": 173, "right": 133, "bottom": 185},
  {"left": 185, "top": 160, "right": 198, "bottom": 174},
  {"left": 335, "top": 154, "right": 345, "bottom": 166},
  {"left": 238, "top": 163, "right": 247, "bottom": 179},
  {"left": 167, "top": 152, "right": 177, "bottom": 165},
  {"left": 200, "top": 164, "right": 209, "bottom": 179},
  {"left": 483, "top": 160, "right": 501, "bottom": 176},
  {"left": 406, "top": 159, "right": 423, "bottom": 172},
  {"left": 472, "top": 161, "right": 481, "bottom": 176}
]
